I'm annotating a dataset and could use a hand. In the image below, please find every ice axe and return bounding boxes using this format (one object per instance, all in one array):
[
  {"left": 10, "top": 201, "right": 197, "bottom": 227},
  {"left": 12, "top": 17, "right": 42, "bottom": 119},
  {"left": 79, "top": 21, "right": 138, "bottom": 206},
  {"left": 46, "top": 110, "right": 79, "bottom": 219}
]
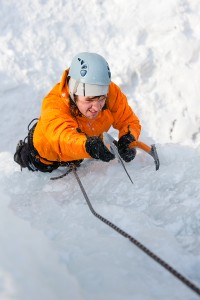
[
  {"left": 103, "top": 132, "right": 160, "bottom": 172},
  {"left": 129, "top": 140, "right": 160, "bottom": 171}
]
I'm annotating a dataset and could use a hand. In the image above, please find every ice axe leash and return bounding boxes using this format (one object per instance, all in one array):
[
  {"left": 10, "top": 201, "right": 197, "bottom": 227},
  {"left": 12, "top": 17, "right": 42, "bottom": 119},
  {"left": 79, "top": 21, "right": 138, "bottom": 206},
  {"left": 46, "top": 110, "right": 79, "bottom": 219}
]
[
  {"left": 103, "top": 132, "right": 134, "bottom": 184},
  {"left": 70, "top": 164, "right": 200, "bottom": 297}
]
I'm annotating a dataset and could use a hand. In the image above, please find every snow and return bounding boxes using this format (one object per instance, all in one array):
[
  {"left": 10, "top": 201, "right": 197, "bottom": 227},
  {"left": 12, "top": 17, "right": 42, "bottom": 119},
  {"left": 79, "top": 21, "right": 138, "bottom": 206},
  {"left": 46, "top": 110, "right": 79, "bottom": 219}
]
[{"left": 0, "top": 0, "right": 200, "bottom": 299}]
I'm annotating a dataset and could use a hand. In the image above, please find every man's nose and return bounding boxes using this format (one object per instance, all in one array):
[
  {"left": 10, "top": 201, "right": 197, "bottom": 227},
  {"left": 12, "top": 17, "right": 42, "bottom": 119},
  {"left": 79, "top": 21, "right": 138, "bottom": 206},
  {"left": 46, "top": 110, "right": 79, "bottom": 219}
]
[{"left": 91, "top": 100, "right": 101, "bottom": 110}]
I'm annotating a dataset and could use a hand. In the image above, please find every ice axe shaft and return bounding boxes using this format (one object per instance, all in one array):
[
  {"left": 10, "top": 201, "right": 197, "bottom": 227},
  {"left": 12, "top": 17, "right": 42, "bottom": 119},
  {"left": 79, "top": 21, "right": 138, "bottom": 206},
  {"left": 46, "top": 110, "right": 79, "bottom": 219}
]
[{"left": 130, "top": 141, "right": 151, "bottom": 152}]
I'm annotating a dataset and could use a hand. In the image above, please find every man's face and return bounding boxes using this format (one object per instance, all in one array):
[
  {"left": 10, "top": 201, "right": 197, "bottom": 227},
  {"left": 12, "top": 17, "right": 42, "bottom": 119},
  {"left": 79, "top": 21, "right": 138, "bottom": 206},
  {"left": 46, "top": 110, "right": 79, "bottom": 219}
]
[{"left": 76, "top": 95, "right": 106, "bottom": 119}]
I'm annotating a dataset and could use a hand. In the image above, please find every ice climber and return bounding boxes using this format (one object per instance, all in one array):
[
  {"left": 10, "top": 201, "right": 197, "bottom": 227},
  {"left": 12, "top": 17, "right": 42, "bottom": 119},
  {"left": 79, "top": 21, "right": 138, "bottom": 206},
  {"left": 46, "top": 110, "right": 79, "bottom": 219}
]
[{"left": 14, "top": 52, "right": 141, "bottom": 172}]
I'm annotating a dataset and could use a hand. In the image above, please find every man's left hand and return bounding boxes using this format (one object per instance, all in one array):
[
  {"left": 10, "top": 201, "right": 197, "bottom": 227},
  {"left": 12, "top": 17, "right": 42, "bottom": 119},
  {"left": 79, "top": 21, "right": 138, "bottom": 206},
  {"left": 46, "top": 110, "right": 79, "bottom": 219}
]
[{"left": 117, "top": 133, "right": 136, "bottom": 162}]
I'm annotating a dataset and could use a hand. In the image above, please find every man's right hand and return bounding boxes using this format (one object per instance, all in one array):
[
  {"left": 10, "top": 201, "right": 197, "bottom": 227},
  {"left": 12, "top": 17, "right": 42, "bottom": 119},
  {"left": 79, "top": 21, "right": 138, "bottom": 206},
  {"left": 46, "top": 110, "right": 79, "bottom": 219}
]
[{"left": 85, "top": 136, "right": 115, "bottom": 162}]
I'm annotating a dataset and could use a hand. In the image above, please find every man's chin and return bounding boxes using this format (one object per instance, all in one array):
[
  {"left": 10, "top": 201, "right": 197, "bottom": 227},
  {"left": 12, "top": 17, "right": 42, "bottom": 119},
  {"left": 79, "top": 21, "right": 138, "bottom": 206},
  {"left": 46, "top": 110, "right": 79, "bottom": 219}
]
[{"left": 86, "top": 112, "right": 99, "bottom": 119}]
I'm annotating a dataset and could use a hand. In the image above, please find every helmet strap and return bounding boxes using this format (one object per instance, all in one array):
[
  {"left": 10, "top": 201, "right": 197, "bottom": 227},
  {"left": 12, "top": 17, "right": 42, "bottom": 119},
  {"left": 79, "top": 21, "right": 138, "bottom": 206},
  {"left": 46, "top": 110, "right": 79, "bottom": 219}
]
[
  {"left": 70, "top": 80, "right": 79, "bottom": 102},
  {"left": 83, "top": 83, "right": 85, "bottom": 96},
  {"left": 71, "top": 81, "right": 86, "bottom": 99}
]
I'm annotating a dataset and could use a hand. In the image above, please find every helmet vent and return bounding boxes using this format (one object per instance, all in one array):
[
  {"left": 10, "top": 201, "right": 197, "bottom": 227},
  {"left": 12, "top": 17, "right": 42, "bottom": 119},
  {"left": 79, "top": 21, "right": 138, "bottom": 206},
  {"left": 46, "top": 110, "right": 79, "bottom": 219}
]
[
  {"left": 78, "top": 58, "right": 85, "bottom": 65},
  {"left": 107, "top": 65, "right": 111, "bottom": 78},
  {"left": 78, "top": 57, "right": 88, "bottom": 77},
  {"left": 69, "top": 53, "right": 111, "bottom": 84}
]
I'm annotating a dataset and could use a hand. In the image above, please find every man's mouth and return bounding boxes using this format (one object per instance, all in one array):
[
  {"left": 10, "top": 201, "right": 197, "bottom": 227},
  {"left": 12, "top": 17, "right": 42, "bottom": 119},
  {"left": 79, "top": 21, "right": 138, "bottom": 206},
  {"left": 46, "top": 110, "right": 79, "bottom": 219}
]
[{"left": 89, "top": 110, "right": 98, "bottom": 114}]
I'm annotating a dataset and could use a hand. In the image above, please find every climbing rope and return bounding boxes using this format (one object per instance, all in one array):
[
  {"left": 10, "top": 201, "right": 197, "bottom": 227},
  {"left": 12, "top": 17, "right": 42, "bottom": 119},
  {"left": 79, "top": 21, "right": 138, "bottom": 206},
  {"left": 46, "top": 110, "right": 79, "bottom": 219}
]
[{"left": 71, "top": 166, "right": 200, "bottom": 297}]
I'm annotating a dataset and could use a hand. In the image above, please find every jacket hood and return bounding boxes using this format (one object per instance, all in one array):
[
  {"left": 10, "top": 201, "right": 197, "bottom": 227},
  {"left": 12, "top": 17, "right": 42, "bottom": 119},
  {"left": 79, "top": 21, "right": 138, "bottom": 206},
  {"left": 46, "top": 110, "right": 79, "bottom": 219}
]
[{"left": 60, "top": 68, "right": 70, "bottom": 97}]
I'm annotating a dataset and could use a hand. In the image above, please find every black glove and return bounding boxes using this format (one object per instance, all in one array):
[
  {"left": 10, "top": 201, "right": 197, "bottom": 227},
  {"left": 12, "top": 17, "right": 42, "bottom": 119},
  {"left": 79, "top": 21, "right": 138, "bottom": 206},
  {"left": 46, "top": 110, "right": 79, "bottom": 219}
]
[
  {"left": 85, "top": 136, "right": 115, "bottom": 162},
  {"left": 118, "top": 133, "right": 136, "bottom": 162}
]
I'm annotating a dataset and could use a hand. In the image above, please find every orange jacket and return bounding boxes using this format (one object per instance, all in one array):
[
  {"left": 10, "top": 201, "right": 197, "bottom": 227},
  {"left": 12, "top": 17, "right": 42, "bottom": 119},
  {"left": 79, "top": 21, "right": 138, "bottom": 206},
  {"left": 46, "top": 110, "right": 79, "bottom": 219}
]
[{"left": 33, "top": 69, "right": 141, "bottom": 163}]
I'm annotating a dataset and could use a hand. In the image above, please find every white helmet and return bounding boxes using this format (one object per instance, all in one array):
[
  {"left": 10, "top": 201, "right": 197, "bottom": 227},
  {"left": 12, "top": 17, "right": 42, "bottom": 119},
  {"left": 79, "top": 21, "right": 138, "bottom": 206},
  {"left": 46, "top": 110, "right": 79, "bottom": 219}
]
[{"left": 68, "top": 52, "right": 111, "bottom": 99}]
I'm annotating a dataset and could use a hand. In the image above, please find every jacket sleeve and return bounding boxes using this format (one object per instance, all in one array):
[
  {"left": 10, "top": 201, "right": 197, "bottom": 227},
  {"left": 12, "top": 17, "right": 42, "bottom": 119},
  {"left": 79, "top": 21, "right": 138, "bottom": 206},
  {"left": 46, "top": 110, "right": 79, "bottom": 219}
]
[
  {"left": 108, "top": 83, "right": 141, "bottom": 140},
  {"left": 39, "top": 90, "right": 91, "bottom": 161}
]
